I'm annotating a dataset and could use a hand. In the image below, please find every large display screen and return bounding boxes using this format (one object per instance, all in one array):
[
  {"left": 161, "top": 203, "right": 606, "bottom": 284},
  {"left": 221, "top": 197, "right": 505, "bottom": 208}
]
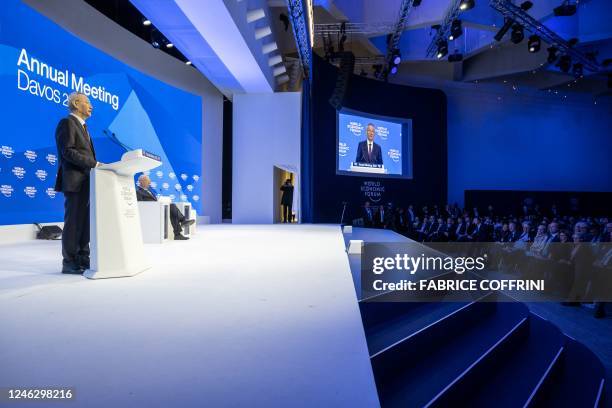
[
  {"left": 0, "top": 0, "right": 202, "bottom": 225},
  {"left": 337, "top": 109, "right": 412, "bottom": 179}
]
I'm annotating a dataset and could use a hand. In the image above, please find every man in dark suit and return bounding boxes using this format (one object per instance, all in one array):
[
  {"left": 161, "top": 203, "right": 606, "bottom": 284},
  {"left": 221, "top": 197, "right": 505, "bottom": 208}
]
[
  {"left": 354, "top": 123, "right": 383, "bottom": 165},
  {"left": 136, "top": 175, "right": 194, "bottom": 240},
  {"left": 54, "top": 92, "right": 100, "bottom": 274},
  {"left": 280, "top": 179, "right": 294, "bottom": 223}
]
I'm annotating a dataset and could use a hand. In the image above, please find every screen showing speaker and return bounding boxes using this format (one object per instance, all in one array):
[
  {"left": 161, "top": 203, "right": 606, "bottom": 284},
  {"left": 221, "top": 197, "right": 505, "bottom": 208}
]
[
  {"left": 0, "top": 0, "right": 202, "bottom": 225},
  {"left": 337, "top": 108, "right": 412, "bottom": 179}
]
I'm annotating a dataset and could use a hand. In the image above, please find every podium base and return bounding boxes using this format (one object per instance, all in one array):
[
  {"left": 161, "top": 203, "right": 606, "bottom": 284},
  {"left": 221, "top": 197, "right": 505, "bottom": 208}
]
[{"left": 84, "top": 265, "right": 151, "bottom": 280}]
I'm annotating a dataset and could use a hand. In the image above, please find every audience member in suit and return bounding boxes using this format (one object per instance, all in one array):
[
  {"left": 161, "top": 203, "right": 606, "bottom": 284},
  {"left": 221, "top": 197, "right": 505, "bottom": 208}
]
[
  {"left": 395, "top": 208, "right": 408, "bottom": 234},
  {"left": 507, "top": 222, "right": 521, "bottom": 242},
  {"left": 467, "top": 217, "right": 488, "bottom": 242},
  {"left": 406, "top": 205, "right": 416, "bottom": 224},
  {"left": 54, "top": 92, "right": 101, "bottom": 274},
  {"left": 355, "top": 123, "right": 383, "bottom": 165},
  {"left": 280, "top": 179, "right": 294, "bottom": 223},
  {"left": 417, "top": 216, "right": 434, "bottom": 241},
  {"left": 363, "top": 201, "right": 375, "bottom": 227},
  {"left": 428, "top": 217, "right": 444, "bottom": 241},
  {"left": 455, "top": 217, "right": 470, "bottom": 241},
  {"left": 136, "top": 175, "right": 194, "bottom": 240},
  {"left": 442, "top": 218, "right": 455, "bottom": 241},
  {"left": 496, "top": 223, "right": 510, "bottom": 242}
]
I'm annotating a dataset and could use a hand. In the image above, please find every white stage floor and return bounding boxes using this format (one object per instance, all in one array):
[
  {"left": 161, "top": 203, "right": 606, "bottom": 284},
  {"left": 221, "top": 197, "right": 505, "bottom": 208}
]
[{"left": 0, "top": 224, "right": 379, "bottom": 407}]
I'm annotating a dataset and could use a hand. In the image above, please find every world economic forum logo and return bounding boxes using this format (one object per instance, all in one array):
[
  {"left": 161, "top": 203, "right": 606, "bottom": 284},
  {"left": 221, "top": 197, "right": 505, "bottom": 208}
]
[
  {"left": 186, "top": 184, "right": 194, "bottom": 192},
  {"left": 24, "top": 186, "right": 37, "bottom": 198},
  {"left": 162, "top": 182, "right": 169, "bottom": 190},
  {"left": 174, "top": 183, "right": 182, "bottom": 191},
  {"left": 180, "top": 173, "right": 188, "bottom": 181},
  {"left": 169, "top": 194, "right": 176, "bottom": 201},
  {"left": 46, "top": 154, "right": 57, "bottom": 165},
  {"left": 150, "top": 181, "right": 157, "bottom": 189},
  {"left": 12, "top": 166, "right": 26, "bottom": 179},
  {"left": 46, "top": 187, "right": 57, "bottom": 198},
  {"left": 1, "top": 145, "right": 15, "bottom": 158},
  {"left": 180, "top": 194, "right": 188, "bottom": 201},
  {"left": 156, "top": 170, "right": 163, "bottom": 178},
  {"left": 1, "top": 184, "right": 14, "bottom": 197},
  {"left": 192, "top": 175, "right": 200, "bottom": 182},
  {"left": 169, "top": 172, "right": 176, "bottom": 180},
  {"left": 192, "top": 195, "right": 200, "bottom": 202},
  {"left": 24, "top": 150, "right": 37, "bottom": 162},
  {"left": 35, "top": 169, "right": 48, "bottom": 181}
]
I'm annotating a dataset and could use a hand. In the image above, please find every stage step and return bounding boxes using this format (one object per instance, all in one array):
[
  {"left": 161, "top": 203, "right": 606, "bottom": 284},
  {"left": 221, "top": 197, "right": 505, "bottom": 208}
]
[
  {"left": 361, "top": 301, "right": 468, "bottom": 356},
  {"left": 427, "top": 314, "right": 564, "bottom": 407},
  {"left": 528, "top": 337, "right": 605, "bottom": 408},
  {"left": 371, "top": 297, "right": 528, "bottom": 407}
]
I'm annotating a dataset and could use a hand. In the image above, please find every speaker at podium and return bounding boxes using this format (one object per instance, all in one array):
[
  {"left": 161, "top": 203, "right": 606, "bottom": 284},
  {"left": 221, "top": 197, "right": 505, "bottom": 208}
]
[{"left": 85, "top": 149, "right": 162, "bottom": 279}]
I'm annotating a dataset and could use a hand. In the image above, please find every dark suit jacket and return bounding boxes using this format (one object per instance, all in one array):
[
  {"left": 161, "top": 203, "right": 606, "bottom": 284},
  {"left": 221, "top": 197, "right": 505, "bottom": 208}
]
[
  {"left": 136, "top": 186, "right": 157, "bottom": 202},
  {"left": 54, "top": 115, "right": 97, "bottom": 192},
  {"left": 280, "top": 184, "right": 294, "bottom": 205},
  {"left": 355, "top": 141, "right": 383, "bottom": 165}
]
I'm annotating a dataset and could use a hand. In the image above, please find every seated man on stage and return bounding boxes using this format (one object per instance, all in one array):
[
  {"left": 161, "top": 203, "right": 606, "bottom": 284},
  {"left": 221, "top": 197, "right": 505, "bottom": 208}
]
[{"left": 136, "top": 174, "right": 195, "bottom": 240}]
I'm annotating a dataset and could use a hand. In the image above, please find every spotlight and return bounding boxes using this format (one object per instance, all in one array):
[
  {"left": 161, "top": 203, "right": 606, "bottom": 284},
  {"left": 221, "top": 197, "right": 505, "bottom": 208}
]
[
  {"left": 459, "top": 0, "right": 475, "bottom": 11},
  {"left": 547, "top": 47, "right": 558, "bottom": 63},
  {"left": 392, "top": 50, "right": 401, "bottom": 65},
  {"left": 510, "top": 24, "right": 524, "bottom": 44},
  {"left": 554, "top": 2, "right": 577, "bottom": 16},
  {"left": 436, "top": 40, "right": 448, "bottom": 59},
  {"left": 151, "top": 39, "right": 160, "bottom": 48},
  {"left": 494, "top": 18, "right": 514, "bottom": 42},
  {"left": 449, "top": 20, "right": 462, "bottom": 41},
  {"left": 142, "top": 18, "right": 152, "bottom": 26},
  {"left": 166, "top": 42, "right": 174, "bottom": 49},
  {"left": 186, "top": 61, "right": 192, "bottom": 65},
  {"left": 557, "top": 55, "right": 571, "bottom": 73},
  {"left": 528, "top": 35, "right": 541, "bottom": 53},
  {"left": 390, "top": 66, "right": 398, "bottom": 75},
  {"left": 572, "top": 63, "right": 583, "bottom": 77}
]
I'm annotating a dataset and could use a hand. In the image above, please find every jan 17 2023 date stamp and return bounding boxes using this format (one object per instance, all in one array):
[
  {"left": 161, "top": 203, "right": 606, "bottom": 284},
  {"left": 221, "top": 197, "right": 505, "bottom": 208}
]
[{"left": 0, "top": 388, "right": 75, "bottom": 402}]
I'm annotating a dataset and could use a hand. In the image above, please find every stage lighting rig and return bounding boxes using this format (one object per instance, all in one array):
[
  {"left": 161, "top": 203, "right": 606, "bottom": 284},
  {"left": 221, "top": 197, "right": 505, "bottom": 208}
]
[
  {"left": 437, "top": 41, "right": 449, "bottom": 59},
  {"left": 554, "top": 1, "right": 577, "bottom": 16},
  {"left": 490, "top": 0, "right": 603, "bottom": 73},
  {"left": 494, "top": 18, "right": 514, "bottom": 42},
  {"left": 528, "top": 35, "right": 541, "bottom": 52},
  {"left": 459, "top": 0, "right": 475, "bottom": 11},
  {"left": 449, "top": 20, "right": 462, "bottom": 41},
  {"left": 427, "top": 0, "right": 472, "bottom": 58},
  {"left": 510, "top": 24, "right": 524, "bottom": 44}
]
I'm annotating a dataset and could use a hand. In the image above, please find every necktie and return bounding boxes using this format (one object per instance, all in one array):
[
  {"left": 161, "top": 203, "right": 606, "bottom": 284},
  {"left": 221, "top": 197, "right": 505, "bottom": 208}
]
[
  {"left": 368, "top": 143, "right": 372, "bottom": 157},
  {"left": 82, "top": 123, "right": 91, "bottom": 143}
]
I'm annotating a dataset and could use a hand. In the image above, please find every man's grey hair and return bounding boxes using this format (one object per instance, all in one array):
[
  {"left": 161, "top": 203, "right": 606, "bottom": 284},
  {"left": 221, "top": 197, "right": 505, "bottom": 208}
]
[
  {"left": 138, "top": 174, "right": 150, "bottom": 184},
  {"left": 67, "top": 92, "right": 86, "bottom": 112}
]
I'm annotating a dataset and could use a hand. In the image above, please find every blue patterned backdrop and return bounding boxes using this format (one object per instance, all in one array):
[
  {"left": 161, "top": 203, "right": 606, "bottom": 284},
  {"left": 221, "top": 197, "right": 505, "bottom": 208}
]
[{"left": 0, "top": 0, "right": 202, "bottom": 225}]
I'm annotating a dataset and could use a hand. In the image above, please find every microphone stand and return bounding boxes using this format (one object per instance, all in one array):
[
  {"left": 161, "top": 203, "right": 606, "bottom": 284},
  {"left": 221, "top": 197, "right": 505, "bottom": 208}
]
[{"left": 340, "top": 201, "right": 348, "bottom": 226}]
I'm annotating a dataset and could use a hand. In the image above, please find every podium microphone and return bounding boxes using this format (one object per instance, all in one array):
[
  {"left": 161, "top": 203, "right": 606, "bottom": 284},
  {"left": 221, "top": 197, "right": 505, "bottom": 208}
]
[{"left": 103, "top": 129, "right": 133, "bottom": 152}]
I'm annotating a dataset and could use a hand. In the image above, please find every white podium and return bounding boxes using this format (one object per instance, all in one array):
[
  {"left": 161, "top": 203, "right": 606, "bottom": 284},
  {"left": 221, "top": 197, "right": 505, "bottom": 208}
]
[{"left": 85, "top": 149, "right": 162, "bottom": 279}]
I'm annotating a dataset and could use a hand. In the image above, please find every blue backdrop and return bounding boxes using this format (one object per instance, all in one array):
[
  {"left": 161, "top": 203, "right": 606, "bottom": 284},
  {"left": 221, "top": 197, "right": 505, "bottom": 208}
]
[{"left": 0, "top": 0, "right": 202, "bottom": 225}]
